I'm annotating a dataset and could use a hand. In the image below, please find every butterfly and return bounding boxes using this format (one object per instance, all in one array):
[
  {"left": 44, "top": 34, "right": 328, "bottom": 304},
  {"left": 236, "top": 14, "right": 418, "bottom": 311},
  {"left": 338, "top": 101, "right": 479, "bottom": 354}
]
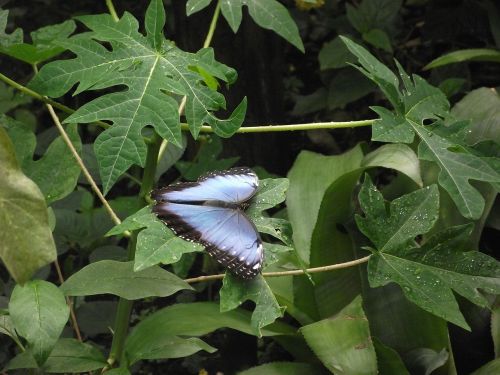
[{"left": 151, "top": 167, "right": 263, "bottom": 279}]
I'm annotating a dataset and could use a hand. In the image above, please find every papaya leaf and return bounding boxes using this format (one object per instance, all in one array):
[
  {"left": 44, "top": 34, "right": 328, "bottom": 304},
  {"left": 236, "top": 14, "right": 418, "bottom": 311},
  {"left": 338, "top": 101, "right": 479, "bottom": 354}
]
[
  {"left": 220, "top": 273, "right": 285, "bottom": 336},
  {"left": 0, "top": 10, "right": 76, "bottom": 65},
  {"left": 217, "top": 0, "right": 304, "bottom": 52},
  {"left": 341, "top": 36, "right": 500, "bottom": 219},
  {"left": 356, "top": 177, "right": 500, "bottom": 329},
  {"left": 30, "top": 0, "right": 246, "bottom": 193}
]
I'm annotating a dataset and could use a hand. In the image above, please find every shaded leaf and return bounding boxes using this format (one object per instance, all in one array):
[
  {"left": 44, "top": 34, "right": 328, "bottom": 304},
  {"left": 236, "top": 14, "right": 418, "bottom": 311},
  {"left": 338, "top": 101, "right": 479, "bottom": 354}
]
[
  {"left": 346, "top": 0, "right": 402, "bottom": 35},
  {"left": 471, "top": 358, "right": 500, "bottom": 375},
  {"left": 125, "top": 303, "right": 295, "bottom": 357},
  {"left": 363, "top": 28, "right": 392, "bottom": 52},
  {"left": 219, "top": 0, "right": 304, "bottom": 51},
  {"left": 327, "top": 68, "right": 375, "bottom": 109},
  {"left": 126, "top": 335, "right": 216, "bottom": 365},
  {"left": 30, "top": 2, "right": 245, "bottom": 193},
  {"left": 424, "top": 49, "right": 500, "bottom": 70},
  {"left": 362, "top": 143, "right": 422, "bottom": 187},
  {"left": 373, "top": 338, "right": 411, "bottom": 375},
  {"left": 319, "top": 36, "right": 356, "bottom": 70},
  {"left": 220, "top": 273, "right": 284, "bottom": 336},
  {"left": 0, "top": 9, "right": 23, "bottom": 48},
  {"left": 404, "top": 348, "right": 449, "bottom": 375},
  {"left": 0, "top": 18, "right": 76, "bottom": 64},
  {"left": 286, "top": 146, "right": 364, "bottom": 263},
  {"left": 60, "top": 260, "right": 192, "bottom": 299},
  {"left": 176, "top": 135, "right": 238, "bottom": 180},
  {"left": 300, "top": 295, "right": 377, "bottom": 375},
  {"left": 0, "top": 127, "right": 56, "bottom": 283},
  {"left": 9, "top": 280, "right": 69, "bottom": 365},
  {"left": 238, "top": 362, "right": 329, "bottom": 375}
]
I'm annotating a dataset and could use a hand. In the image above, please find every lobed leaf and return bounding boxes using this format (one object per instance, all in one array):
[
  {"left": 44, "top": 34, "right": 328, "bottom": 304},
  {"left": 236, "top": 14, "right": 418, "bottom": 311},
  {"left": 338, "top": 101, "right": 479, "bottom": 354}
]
[
  {"left": 220, "top": 273, "right": 284, "bottom": 336},
  {"left": 342, "top": 36, "right": 500, "bottom": 219},
  {"left": 30, "top": 0, "right": 246, "bottom": 193},
  {"left": 357, "top": 178, "right": 500, "bottom": 329}
]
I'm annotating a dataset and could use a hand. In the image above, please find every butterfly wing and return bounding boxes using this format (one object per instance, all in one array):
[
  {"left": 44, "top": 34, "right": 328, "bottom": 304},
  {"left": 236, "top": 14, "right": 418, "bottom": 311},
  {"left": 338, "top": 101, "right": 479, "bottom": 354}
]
[
  {"left": 153, "top": 202, "right": 263, "bottom": 278},
  {"left": 152, "top": 167, "right": 258, "bottom": 204}
]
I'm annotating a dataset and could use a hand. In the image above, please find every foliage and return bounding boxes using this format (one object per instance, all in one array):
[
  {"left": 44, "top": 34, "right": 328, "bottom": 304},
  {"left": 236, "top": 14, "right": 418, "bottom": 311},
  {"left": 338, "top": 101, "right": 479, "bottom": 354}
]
[{"left": 0, "top": 0, "right": 499, "bottom": 374}]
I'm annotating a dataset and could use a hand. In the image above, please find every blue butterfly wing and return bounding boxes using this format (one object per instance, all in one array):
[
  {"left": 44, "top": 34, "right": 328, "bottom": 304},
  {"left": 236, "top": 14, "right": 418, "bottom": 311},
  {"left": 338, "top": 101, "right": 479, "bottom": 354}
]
[
  {"left": 153, "top": 202, "right": 263, "bottom": 278},
  {"left": 152, "top": 167, "right": 258, "bottom": 204}
]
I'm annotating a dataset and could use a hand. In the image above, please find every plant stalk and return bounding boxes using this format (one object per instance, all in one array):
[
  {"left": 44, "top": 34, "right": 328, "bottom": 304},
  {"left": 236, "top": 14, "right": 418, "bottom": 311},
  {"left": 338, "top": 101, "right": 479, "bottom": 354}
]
[{"left": 107, "top": 133, "right": 161, "bottom": 367}]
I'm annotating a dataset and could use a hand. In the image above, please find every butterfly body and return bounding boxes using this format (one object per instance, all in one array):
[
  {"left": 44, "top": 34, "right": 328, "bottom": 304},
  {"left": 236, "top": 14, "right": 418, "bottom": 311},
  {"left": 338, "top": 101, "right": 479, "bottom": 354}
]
[{"left": 152, "top": 167, "right": 263, "bottom": 279}]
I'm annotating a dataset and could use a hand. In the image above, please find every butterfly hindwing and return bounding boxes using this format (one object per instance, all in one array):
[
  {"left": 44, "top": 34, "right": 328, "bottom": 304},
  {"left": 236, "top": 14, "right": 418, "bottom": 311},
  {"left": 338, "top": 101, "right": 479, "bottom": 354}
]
[
  {"left": 152, "top": 167, "right": 258, "bottom": 204},
  {"left": 153, "top": 201, "right": 263, "bottom": 278}
]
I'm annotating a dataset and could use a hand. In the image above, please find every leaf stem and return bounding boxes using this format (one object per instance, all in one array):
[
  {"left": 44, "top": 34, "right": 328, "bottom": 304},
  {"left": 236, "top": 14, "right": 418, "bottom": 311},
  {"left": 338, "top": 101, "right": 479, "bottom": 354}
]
[
  {"left": 54, "top": 259, "right": 83, "bottom": 342},
  {"left": 183, "top": 119, "right": 376, "bottom": 133},
  {"left": 105, "top": 0, "right": 120, "bottom": 22},
  {"left": 203, "top": 1, "right": 221, "bottom": 48},
  {"left": 184, "top": 255, "right": 372, "bottom": 283},
  {"left": 107, "top": 235, "right": 137, "bottom": 367},
  {"left": 107, "top": 133, "right": 161, "bottom": 368}
]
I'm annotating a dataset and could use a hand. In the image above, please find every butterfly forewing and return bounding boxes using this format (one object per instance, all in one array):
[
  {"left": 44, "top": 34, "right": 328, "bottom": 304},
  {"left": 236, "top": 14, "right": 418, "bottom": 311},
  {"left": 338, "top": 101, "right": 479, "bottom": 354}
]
[
  {"left": 152, "top": 167, "right": 258, "bottom": 204},
  {"left": 152, "top": 167, "right": 263, "bottom": 279}
]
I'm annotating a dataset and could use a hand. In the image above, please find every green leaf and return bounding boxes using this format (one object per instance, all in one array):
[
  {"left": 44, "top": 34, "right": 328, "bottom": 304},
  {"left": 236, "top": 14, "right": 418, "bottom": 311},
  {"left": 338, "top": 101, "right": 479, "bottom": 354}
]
[
  {"left": 186, "top": 0, "right": 213, "bottom": 16},
  {"left": 30, "top": 8, "right": 245, "bottom": 193},
  {"left": 220, "top": 273, "right": 284, "bottom": 336},
  {"left": 404, "top": 348, "right": 449, "bottom": 375},
  {"left": 220, "top": 0, "right": 243, "bottom": 33},
  {"left": 155, "top": 136, "right": 187, "bottom": 180},
  {"left": 451, "top": 87, "right": 500, "bottom": 145},
  {"left": 471, "top": 358, "right": 500, "bottom": 375},
  {"left": 76, "top": 301, "right": 117, "bottom": 337},
  {"left": 0, "top": 127, "right": 56, "bottom": 283},
  {"left": 106, "top": 206, "right": 204, "bottom": 271},
  {"left": 362, "top": 144, "right": 422, "bottom": 187},
  {"left": 0, "top": 314, "right": 22, "bottom": 346},
  {"left": 362, "top": 28, "right": 393, "bottom": 53},
  {"left": 373, "top": 338, "right": 410, "bottom": 375},
  {"left": 319, "top": 36, "right": 356, "bottom": 70},
  {"left": 327, "top": 68, "right": 375, "bottom": 109},
  {"left": 42, "top": 338, "right": 106, "bottom": 373},
  {"left": 9, "top": 280, "right": 69, "bottom": 365},
  {"left": 0, "top": 9, "right": 23, "bottom": 47},
  {"left": 25, "top": 124, "right": 81, "bottom": 204},
  {"left": 145, "top": 0, "right": 166, "bottom": 51},
  {"left": 300, "top": 295, "right": 378, "bottom": 375},
  {"left": 125, "top": 303, "right": 295, "bottom": 355},
  {"left": 286, "top": 146, "right": 364, "bottom": 263},
  {"left": 0, "top": 20, "right": 76, "bottom": 65},
  {"left": 237, "top": 362, "right": 329, "bottom": 375},
  {"left": 0, "top": 81, "right": 31, "bottom": 114},
  {"left": 60, "top": 260, "right": 192, "bottom": 299},
  {"left": 358, "top": 179, "right": 500, "bottom": 328},
  {"left": 219, "top": 0, "right": 303, "bottom": 51},
  {"left": 6, "top": 338, "right": 106, "bottom": 373},
  {"left": 126, "top": 335, "right": 216, "bottom": 365},
  {"left": 176, "top": 135, "right": 239, "bottom": 180},
  {"left": 3, "top": 117, "right": 82, "bottom": 204},
  {"left": 340, "top": 36, "right": 402, "bottom": 112},
  {"left": 346, "top": 0, "right": 402, "bottom": 34},
  {"left": 416, "top": 124, "right": 500, "bottom": 219},
  {"left": 342, "top": 37, "right": 500, "bottom": 219},
  {"left": 355, "top": 176, "right": 439, "bottom": 251},
  {"left": 424, "top": 48, "right": 500, "bottom": 70}
]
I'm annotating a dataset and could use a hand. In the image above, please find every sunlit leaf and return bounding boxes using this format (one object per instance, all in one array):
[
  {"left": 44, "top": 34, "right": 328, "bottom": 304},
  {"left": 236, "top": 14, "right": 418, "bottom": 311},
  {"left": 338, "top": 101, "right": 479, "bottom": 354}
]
[
  {"left": 0, "top": 127, "right": 56, "bottom": 283},
  {"left": 30, "top": 0, "right": 246, "bottom": 193}
]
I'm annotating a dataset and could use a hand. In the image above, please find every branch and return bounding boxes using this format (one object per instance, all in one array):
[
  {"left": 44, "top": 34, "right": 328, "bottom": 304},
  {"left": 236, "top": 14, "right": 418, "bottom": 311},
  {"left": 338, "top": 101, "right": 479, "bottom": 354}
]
[{"left": 184, "top": 255, "right": 371, "bottom": 284}]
